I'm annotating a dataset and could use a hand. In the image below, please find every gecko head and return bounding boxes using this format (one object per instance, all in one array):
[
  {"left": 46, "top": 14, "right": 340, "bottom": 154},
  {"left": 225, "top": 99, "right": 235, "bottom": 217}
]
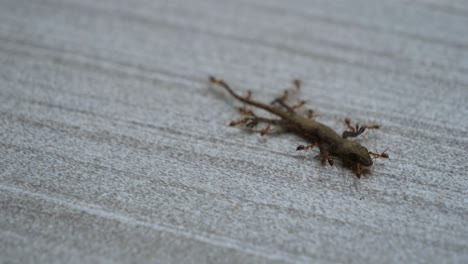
[{"left": 340, "top": 141, "right": 373, "bottom": 167}]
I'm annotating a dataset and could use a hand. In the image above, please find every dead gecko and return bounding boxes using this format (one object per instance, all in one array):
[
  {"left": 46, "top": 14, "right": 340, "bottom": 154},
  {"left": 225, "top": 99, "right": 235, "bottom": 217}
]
[{"left": 209, "top": 76, "right": 388, "bottom": 178}]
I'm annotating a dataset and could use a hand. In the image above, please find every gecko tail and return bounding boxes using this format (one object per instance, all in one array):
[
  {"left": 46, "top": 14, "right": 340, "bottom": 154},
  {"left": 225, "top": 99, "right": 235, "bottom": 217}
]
[{"left": 209, "top": 76, "right": 289, "bottom": 119}]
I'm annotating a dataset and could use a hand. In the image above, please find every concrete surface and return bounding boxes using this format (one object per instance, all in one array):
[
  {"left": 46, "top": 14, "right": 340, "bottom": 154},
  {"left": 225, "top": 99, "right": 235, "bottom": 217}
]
[{"left": 1, "top": 0, "right": 467, "bottom": 263}]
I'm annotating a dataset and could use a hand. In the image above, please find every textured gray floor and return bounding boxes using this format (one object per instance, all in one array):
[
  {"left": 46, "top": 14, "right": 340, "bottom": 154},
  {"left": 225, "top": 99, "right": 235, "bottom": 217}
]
[{"left": 1, "top": 0, "right": 468, "bottom": 263}]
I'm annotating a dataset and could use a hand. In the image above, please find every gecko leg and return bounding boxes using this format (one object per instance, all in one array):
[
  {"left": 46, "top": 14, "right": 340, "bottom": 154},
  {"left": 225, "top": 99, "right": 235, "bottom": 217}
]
[
  {"left": 229, "top": 117, "right": 251, "bottom": 127},
  {"left": 306, "top": 109, "right": 315, "bottom": 119},
  {"left": 272, "top": 79, "right": 303, "bottom": 111},
  {"left": 246, "top": 116, "right": 287, "bottom": 126},
  {"left": 319, "top": 144, "right": 334, "bottom": 166},
  {"left": 355, "top": 163, "right": 362, "bottom": 178},
  {"left": 271, "top": 90, "right": 295, "bottom": 113},
  {"left": 253, "top": 117, "right": 289, "bottom": 136},
  {"left": 292, "top": 100, "right": 306, "bottom": 110},
  {"left": 236, "top": 90, "right": 255, "bottom": 116},
  {"left": 342, "top": 118, "right": 380, "bottom": 139},
  {"left": 229, "top": 116, "right": 290, "bottom": 136},
  {"left": 238, "top": 106, "right": 254, "bottom": 116}
]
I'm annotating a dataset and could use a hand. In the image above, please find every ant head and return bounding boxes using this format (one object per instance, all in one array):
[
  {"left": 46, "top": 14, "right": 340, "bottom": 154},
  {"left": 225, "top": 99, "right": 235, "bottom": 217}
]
[{"left": 340, "top": 141, "right": 373, "bottom": 167}]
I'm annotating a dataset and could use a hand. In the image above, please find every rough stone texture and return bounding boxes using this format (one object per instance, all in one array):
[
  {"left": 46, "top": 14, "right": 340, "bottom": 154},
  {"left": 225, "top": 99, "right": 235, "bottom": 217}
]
[{"left": 0, "top": 0, "right": 467, "bottom": 263}]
